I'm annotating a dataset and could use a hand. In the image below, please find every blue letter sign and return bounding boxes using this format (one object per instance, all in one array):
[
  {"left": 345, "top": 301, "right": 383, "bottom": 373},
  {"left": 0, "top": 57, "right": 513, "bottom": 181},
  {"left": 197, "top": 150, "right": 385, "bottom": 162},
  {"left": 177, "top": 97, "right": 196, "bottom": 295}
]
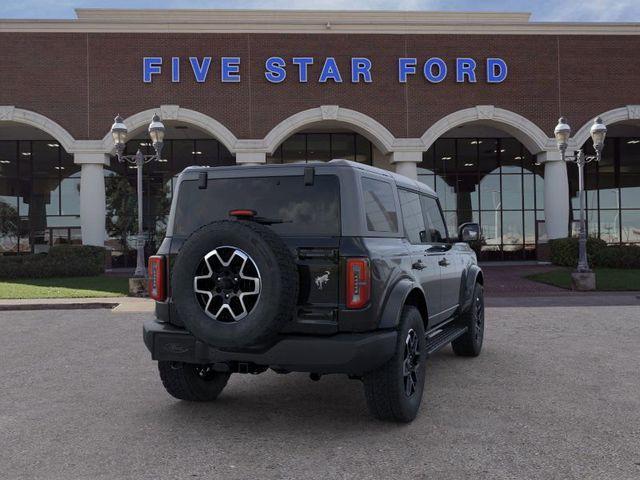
[
  {"left": 265, "top": 56, "right": 287, "bottom": 83},
  {"left": 142, "top": 55, "right": 508, "bottom": 84},
  {"left": 189, "top": 57, "right": 211, "bottom": 83},
  {"left": 487, "top": 58, "right": 508, "bottom": 83},
  {"left": 143, "top": 57, "right": 162, "bottom": 83}
]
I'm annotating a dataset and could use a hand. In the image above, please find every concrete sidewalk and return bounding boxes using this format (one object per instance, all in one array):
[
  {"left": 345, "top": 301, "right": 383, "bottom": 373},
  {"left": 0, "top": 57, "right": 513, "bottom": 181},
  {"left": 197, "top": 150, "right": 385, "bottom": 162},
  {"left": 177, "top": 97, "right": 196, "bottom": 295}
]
[{"left": 0, "top": 296, "right": 154, "bottom": 312}]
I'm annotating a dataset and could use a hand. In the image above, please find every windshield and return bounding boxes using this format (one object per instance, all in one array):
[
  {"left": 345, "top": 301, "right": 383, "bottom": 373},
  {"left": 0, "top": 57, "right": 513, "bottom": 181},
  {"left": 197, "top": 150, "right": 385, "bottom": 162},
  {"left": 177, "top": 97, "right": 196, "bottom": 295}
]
[{"left": 173, "top": 174, "right": 341, "bottom": 236}]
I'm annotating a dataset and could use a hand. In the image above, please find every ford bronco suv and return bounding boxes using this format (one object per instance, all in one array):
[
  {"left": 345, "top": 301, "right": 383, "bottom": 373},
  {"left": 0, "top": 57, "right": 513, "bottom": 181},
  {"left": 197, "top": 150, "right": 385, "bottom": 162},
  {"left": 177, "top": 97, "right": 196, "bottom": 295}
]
[{"left": 143, "top": 160, "right": 484, "bottom": 422}]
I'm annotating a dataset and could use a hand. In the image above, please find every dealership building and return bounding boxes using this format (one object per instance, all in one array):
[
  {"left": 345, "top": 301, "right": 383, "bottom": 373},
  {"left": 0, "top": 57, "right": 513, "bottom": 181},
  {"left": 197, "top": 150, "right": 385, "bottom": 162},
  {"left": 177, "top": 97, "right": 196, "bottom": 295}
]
[{"left": 1, "top": 9, "right": 640, "bottom": 265}]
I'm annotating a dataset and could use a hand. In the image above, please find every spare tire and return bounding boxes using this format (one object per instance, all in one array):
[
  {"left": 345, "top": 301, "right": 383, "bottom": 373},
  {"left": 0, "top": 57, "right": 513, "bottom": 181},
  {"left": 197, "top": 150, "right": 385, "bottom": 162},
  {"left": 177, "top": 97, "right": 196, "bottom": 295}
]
[{"left": 171, "top": 220, "right": 298, "bottom": 349}]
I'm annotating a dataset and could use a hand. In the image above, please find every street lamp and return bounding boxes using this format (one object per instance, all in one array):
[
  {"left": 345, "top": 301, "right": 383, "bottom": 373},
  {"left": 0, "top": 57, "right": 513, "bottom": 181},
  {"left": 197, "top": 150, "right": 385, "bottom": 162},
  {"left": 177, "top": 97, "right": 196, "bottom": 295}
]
[
  {"left": 110, "top": 113, "right": 165, "bottom": 278},
  {"left": 554, "top": 116, "right": 607, "bottom": 275}
]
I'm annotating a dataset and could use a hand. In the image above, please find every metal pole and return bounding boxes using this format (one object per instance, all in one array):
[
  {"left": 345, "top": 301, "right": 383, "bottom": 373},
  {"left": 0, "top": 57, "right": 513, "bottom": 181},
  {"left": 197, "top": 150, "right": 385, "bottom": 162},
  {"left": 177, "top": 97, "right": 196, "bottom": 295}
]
[
  {"left": 134, "top": 149, "right": 146, "bottom": 277},
  {"left": 576, "top": 150, "right": 590, "bottom": 273}
]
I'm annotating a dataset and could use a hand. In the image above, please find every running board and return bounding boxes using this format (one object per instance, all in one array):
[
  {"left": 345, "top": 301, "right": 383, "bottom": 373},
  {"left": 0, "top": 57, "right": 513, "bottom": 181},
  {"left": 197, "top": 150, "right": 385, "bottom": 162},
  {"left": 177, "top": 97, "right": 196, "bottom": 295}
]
[{"left": 425, "top": 325, "right": 468, "bottom": 356}]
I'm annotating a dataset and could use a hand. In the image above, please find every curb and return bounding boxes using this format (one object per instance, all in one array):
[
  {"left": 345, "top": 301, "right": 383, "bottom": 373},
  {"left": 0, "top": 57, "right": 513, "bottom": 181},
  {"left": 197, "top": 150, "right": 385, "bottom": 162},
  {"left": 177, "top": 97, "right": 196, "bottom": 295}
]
[{"left": 0, "top": 302, "right": 119, "bottom": 312}]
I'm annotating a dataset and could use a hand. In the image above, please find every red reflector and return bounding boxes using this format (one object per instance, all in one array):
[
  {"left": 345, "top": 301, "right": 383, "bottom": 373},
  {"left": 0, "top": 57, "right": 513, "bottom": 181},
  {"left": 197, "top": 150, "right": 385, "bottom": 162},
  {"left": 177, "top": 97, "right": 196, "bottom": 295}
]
[
  {"left": 148, "top": 255, "right": 166, "bottom": 301},
  {"left": 346, "top": 258, "right": 370, "bottom": 309},
  {"left": 229, "top": 209, "right": 256, "bottom": 217}
]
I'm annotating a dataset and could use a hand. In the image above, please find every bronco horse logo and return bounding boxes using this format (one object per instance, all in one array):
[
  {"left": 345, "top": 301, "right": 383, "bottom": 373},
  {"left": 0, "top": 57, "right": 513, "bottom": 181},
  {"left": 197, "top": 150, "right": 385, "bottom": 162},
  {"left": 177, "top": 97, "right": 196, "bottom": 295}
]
[{"left": 315, "top": 271, "right": 330, "bottom": 290}]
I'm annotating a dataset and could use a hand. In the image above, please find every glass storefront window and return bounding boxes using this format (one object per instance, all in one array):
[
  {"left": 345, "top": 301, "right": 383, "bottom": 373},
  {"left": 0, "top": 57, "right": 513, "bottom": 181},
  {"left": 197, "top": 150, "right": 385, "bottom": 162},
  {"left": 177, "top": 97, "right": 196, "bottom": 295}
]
[
  {"left": 420, "top": 136, "right": 545, "bottom": 260},
  {"left": 621, "top": 210, "right": 640, "bottom": 243},
  {"left": 501, "top": 175, "right": 523, "bottom": 210},
  {"left": 599, "top": 210, "right": 620, "bottom": 243},
  {"left": 307, "top": 134, "right": 332, "bottom": 161}
]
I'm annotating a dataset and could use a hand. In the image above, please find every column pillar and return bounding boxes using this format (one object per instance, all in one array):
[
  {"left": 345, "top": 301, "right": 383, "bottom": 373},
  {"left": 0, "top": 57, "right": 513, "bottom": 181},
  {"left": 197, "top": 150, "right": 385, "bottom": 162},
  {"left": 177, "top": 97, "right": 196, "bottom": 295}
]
[
  {"left": 75, "top": 152, "right": 110, "bottom": 246},
  {"left": 538, "top": 151, "right": 569, "bottom": 239},
  {"left": 236, "top": 151, "right": 266, "bottom": 165},
  {"left": 391, "top": 151, "right": 422, "bottom": 180}
]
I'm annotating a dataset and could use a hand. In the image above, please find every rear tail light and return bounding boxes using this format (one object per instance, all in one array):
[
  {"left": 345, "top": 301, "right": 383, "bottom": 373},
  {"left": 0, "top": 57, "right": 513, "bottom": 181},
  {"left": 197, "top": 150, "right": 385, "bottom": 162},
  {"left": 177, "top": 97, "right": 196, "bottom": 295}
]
[
  {"left": 148, "top": 255, "right": 166, "bottom": 301},
  {"left": 346, "top": 258, "right": 370, "bottom": 309}
]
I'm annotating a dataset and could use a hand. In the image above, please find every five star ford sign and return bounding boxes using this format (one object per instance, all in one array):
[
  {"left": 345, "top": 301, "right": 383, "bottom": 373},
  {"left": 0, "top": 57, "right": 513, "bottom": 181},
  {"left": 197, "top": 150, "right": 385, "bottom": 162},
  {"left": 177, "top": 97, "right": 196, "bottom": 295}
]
[{"left": 142, "top": 57, "right": 508, "bottom": 84}]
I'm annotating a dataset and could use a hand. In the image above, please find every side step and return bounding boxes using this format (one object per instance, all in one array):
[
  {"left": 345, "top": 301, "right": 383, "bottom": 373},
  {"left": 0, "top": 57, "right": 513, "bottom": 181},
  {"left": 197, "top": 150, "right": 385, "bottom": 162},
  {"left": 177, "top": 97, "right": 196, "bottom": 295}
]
[{"left": 425, "top": 325, "right": 468, "bottom": 356}]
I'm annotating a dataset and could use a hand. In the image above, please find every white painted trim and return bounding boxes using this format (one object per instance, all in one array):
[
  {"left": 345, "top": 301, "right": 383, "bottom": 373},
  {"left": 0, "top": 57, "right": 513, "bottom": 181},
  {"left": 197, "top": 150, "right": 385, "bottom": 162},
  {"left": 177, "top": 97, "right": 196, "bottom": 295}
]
[
  {"left": 2, "top": 10, "right": 640, "bottom": 35},
  {"left": 100, "top": 105, "right": 239, "bottom": 154},
  {"left": 571, "top": 105, "right": 640, "bottom": 148},
  {"left": 0, "top": 106, "right": 76, "bottom": 153},
  {"left": 263, "top": 106, "right": 397, "bottom": 155},
  {"left": 421, "top": 105, "right": 553, "bottom": 154}
]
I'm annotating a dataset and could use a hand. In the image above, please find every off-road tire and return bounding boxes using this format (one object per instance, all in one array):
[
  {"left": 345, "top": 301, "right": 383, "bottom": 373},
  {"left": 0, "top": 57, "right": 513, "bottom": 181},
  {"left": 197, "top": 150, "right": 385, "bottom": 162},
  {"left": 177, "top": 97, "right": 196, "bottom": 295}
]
[
  {"left": 171, "top": 220, "right": 298, "bottom": 349},
  {"left": 452, "top": 282, "right": 484, "bottom": 357},
  {"left": 362, "top": 305, "right": 427, "bottom": 423},
  {"left": 158, "top": 361, "right": 231, "bottom": 401}
]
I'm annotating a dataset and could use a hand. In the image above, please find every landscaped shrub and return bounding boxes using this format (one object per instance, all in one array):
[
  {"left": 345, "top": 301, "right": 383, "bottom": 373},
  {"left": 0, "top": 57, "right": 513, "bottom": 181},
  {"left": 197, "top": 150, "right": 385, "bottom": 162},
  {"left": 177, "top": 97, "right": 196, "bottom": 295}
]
[
  {"left": 0, "top": 245, "right": 106, "bottom": 279},
  {"left": 550, "top": 237, "right": 640, "bottom": 268},
  {"left": 593, "top": 245, "right": 640, "bottom": 269},
  {"left": 549, "top": 237, "right": 607, "bottom": 267}
]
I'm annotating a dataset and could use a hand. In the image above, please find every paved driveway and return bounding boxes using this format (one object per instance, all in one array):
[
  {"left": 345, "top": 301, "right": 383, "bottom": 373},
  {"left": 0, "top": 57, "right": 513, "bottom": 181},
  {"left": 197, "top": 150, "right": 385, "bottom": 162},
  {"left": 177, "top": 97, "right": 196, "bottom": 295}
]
[{"left": 1, "top": 306, "right": 639, "bottom": 480}]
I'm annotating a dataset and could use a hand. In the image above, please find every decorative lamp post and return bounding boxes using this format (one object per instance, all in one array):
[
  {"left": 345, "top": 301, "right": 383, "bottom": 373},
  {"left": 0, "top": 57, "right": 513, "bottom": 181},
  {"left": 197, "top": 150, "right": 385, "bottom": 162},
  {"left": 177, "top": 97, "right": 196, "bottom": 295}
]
[
  {"left": 553, "top": 116, "right": 607, "bottom": 288},
  {"left": 110, "top": 114, "right": 165, "bottom": 278}
]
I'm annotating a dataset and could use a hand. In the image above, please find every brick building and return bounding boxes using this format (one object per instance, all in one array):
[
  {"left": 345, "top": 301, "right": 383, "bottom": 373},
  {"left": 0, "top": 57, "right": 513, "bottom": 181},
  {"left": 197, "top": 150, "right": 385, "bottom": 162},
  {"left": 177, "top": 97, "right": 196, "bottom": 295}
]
[{"left": 1, "top": 9, "right": 639, "bottom": 263}]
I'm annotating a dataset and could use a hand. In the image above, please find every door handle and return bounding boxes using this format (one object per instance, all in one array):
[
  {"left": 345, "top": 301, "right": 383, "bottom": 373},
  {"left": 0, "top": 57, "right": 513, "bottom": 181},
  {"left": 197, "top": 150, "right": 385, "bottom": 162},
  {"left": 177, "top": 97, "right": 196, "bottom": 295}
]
[
  {"left": 412, "top": 260, "right": 426, "bottom": 270},
  {"left": 438, "top": 258, "right": 450, "bottom": 267}
]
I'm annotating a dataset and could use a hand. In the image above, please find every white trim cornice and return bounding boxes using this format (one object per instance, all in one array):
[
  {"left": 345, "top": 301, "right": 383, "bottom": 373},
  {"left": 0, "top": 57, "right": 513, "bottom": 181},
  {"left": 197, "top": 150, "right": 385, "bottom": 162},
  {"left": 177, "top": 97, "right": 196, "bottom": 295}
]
[{"left": 1, "top": 9, "right": 639, "bottom": 35}]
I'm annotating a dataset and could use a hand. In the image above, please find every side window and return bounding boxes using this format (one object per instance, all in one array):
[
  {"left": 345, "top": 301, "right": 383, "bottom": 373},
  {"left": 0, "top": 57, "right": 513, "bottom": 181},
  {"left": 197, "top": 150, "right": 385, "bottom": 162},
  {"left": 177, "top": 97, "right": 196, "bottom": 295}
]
[
  {"left": 420, "top": 195, "right": 448, "bottom": 243},
  {"left": 398, "top": 189, "right": 427, "bottom": 244},
  {"left": 361, "top": 177, "right": 398, "bottom": 233}
]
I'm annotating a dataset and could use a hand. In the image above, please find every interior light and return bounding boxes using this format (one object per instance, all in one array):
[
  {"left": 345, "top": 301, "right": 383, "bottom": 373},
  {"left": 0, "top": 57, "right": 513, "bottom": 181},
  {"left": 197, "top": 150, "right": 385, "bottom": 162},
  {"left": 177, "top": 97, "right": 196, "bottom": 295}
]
[
  {"left": 464, "top": 163, "right": 475, "bottom": 167},
  {"left": 627, "top": 139, "right": 640, "bottom": 144},
  {"left": 54, "top": 166, "right": 65, "bottom": 170},
  {"left": 0, "top": 160, "right": 10, "bottom": 164},
  {"left": 192, "top": 151, "right": 203, "bottom": 155},
  {"left": 514, "top": 156, "right": 523, "bottom": 160},
  {"left": 47, "top": 143, "right": 60, "bottom": 148},
  {"left": 470, "top": 140, "right": 483, "bottom": 145},
  {"left": 500, "top": 149, "right": 506, "bottom": 152},
  {"left": 21, "top": 152, "right": 31, "bottom": 156}
]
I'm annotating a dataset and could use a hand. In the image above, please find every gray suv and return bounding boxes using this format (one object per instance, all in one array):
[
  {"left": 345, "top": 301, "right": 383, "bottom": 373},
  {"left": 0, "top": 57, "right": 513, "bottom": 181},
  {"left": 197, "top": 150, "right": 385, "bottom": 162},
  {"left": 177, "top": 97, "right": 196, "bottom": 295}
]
[{"left": 143, "top": 160, "right": 484, "bottom": 422}]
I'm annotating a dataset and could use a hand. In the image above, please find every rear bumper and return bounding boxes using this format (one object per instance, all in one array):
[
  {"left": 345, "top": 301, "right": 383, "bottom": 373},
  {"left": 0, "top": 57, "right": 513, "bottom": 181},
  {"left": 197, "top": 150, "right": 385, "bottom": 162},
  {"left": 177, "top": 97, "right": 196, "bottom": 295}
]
[{"left": 143, "top": 319, "right": 397, "bottom": 375}]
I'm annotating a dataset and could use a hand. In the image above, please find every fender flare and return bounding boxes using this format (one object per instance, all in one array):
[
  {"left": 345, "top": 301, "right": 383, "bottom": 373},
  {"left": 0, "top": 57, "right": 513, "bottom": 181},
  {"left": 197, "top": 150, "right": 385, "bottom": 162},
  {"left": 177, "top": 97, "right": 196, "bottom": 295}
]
[
  {"left": 459, "top": 265, "right": 483, "bottom": 313},
  {"left": 378, "top": 277, "right": 427, "bottom": 329}
]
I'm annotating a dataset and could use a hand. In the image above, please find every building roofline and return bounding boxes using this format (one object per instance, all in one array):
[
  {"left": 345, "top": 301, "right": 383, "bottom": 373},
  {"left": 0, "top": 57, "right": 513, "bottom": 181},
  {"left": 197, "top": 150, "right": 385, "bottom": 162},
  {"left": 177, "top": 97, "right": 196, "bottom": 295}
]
[{"left": 0, "top": 9, "right": 639, "bottom": 35}]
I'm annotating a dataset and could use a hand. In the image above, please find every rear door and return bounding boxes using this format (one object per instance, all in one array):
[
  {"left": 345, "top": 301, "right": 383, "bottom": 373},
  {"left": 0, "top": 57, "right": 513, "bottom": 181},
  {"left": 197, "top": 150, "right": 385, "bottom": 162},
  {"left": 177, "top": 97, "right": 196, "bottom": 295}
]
[
  {"left": 172, "top": 172, "right": 342, "bottom": 328},
  {"left": 398, "top": 189, "right": 442, "bottom": 321},
  {"left": 421, "top": 195, "right": 461, "bottom": 318}
]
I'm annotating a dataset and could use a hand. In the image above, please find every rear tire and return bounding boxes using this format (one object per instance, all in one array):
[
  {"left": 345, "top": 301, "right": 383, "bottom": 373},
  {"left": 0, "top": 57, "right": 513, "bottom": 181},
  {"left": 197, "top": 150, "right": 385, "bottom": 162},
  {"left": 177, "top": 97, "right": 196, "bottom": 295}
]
[
  {"left": 158, "top": 361, "right": 231, "bottom": 402},
  {"left": 362, "top": 305, "right": 426, "bottom": 423},
  {"left": 452, "top": 282, "right": 484, "bottom": 357}
]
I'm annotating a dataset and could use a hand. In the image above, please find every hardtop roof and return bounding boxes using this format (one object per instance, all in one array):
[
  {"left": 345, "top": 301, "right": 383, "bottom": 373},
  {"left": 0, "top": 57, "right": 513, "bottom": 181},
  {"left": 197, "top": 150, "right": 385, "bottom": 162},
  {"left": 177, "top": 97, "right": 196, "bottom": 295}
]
[{"left": 184, "top": 159, "right": 437, "bottom": 196}]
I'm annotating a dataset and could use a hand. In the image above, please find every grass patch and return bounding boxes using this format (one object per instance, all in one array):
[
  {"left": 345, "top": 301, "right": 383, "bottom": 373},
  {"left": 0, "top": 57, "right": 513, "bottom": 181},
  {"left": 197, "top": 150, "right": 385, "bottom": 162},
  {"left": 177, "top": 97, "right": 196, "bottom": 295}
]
[
  {"left": 0, "top": 276, "right": 130, "bottom": 299},
  {"left": 526, "top": 268, "right": 640, "bottom": 291}
]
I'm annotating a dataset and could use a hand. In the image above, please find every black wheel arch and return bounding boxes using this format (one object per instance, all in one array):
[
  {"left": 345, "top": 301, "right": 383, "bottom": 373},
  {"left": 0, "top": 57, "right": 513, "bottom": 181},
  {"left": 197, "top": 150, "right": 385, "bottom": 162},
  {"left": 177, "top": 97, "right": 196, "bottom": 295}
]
[
  {"left": 378, "top": 278, "right": 428, "bottom": 330},
  {"left": 459, "top": 264, "right": 483, "bottom": 313}
]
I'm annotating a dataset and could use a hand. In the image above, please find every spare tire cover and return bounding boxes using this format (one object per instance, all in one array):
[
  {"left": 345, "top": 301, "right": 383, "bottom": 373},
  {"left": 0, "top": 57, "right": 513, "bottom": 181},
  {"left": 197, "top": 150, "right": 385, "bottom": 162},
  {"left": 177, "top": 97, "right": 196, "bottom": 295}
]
[{"left": 171, "top": 220, "right": 299, "bottom": 348}]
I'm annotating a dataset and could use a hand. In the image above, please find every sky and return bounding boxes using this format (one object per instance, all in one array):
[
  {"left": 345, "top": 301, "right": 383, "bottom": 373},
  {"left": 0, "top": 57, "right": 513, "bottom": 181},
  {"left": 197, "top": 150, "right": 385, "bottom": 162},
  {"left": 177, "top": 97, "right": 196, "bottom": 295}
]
[{"left": 1, "top": 0, "right": 640, "bottom": 22}]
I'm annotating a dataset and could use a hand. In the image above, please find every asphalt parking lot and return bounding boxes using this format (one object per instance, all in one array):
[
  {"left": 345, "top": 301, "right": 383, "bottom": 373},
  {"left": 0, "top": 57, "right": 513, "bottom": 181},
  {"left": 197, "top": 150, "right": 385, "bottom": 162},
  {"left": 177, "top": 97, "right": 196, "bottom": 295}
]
[{"left": 1, "top": 305, "right": 639, "bottom": 480}]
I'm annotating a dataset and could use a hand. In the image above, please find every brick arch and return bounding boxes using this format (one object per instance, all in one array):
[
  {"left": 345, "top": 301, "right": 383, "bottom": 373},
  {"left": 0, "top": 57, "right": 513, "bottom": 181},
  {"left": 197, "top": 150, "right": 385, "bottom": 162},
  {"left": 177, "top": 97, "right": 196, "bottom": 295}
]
[
  {"left": 572, "top": 105, "right": 640, "bottom": 148},
  {"left": 421, "top": 106, "right": 553, "bottom": 154},
  {"left": 0, "top": 106, "right": 76, "bottom": 153},
  {"left": 100, "top": 105, "right": 239, "bottom": 154},
  {"left": 263, "top": 106, "right": 396, "bottom": 155}
]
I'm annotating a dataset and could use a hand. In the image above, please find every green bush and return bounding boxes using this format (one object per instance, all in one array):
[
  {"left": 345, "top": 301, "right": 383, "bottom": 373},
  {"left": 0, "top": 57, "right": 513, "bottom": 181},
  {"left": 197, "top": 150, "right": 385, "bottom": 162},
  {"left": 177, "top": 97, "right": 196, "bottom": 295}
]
[
  {"left": 549, "top": 237, "right": 607, "bottom": 267},
  {"left": 550, "top": 237, "right": 640, "bottom": 268},
  {"left": 593, "top": 245, "right": 640, "bottom": 269},
  {"left": 0, "top": 245, "right": 106, "bottom": 279}
]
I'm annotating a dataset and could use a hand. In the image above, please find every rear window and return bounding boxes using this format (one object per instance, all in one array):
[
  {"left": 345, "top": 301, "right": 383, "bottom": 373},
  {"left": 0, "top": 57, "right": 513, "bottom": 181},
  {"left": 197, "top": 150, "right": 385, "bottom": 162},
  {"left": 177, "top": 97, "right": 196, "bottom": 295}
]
[
  {"left": 361, "top": 177, "right": 398, "bottom": 233},
  {"left": 173, "top": 175, "right": 341, "bottom": 236}
]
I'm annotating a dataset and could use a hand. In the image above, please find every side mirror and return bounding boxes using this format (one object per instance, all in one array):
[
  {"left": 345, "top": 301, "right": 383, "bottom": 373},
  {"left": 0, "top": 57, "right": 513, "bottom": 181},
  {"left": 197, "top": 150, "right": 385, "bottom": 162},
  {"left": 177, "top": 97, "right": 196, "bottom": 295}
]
[{"left": 458, "top": 222, "right": 480, "bottom": 243}]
